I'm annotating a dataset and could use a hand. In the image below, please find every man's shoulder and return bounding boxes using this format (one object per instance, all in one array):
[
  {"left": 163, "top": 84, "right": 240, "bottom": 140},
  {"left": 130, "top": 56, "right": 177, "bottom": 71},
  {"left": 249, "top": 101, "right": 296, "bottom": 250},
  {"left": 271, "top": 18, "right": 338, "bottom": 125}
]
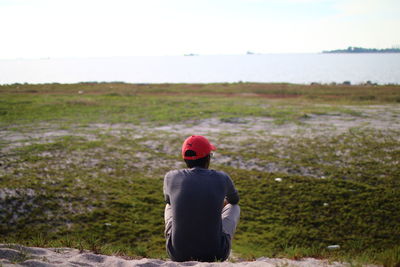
[
  {"left": 165, "top": 169, "right": 181, "bottom": 178},
  {"left": 209, "top": 169, "right": 231, "bottom": 181},
  {"left": 164, "top": 169, "right": 188, "bottom": 178},
  {"left": 210, "top": 169, "right": 230, "bottom": 179}
]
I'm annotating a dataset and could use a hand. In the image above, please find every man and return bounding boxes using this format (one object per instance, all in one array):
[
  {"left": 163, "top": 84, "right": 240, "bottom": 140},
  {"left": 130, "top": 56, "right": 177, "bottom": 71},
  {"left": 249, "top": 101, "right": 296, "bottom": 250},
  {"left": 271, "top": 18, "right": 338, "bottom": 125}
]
[{"left": 163, "top": 135, "right": 240, "bottom": 262}]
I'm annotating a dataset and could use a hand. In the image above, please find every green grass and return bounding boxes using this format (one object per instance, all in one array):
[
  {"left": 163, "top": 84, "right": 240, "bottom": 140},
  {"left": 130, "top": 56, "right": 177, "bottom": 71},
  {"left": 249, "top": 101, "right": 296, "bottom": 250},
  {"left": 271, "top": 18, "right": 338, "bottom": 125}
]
[
  {"left": 1, "top": 83, "right": 400, "bottom": 266},
  {"left": 230, "top": 168, "right": 399, "bottom": 256},
  {"left": 0, "top": 94, "right": 376, "bottom": 128},
  {"left": 1, "top": 82, "right": 400, "bottom": 103}
]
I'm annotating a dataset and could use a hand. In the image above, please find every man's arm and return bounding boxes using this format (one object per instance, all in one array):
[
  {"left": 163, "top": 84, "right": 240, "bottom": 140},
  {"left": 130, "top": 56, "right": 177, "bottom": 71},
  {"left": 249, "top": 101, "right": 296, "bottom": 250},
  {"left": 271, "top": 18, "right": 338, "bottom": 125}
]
[
  {"left": 163, "top": 173, "right": 171, "bottom": 204},
  {"left": 165, "top": 194, "right": 171, "bottom": 204},
  {"left": 226, "top": 191, "right": 239, "bottom": 205},
  {"left": 225, "top": 174, "right": 239, "bottom": 204}
]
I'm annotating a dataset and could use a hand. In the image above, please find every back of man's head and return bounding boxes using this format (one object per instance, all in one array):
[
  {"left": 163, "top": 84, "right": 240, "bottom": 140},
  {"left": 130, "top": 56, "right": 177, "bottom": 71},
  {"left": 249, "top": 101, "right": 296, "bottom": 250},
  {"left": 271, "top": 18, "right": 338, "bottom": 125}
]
[
  {"left": 181, "top": 135, "right": 216, "bottom": 168},
  {"left": 184, "top": 150, "right": 210, "bottom": 168}
]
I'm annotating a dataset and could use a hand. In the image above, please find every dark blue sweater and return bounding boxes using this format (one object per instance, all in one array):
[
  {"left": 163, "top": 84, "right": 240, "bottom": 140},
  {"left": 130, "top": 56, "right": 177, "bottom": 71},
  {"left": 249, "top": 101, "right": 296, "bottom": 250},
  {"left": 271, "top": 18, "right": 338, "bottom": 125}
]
[{"left": 163, "top": 167, "right": 239, "bottom": 262}]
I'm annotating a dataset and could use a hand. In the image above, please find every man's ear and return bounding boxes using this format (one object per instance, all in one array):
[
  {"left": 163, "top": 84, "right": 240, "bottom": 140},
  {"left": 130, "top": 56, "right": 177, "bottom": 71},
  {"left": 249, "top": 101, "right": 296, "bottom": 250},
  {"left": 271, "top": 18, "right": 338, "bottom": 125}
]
[{"left": 205, "top": 155, "right": 211, "bottom": 168}]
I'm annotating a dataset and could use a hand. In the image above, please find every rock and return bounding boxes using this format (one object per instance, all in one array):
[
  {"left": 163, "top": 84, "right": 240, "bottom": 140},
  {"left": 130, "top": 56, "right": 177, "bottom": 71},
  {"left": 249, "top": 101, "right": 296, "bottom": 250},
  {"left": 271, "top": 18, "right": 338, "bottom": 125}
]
[
  {"left": 327, "top": 245, "right": 340, "bottom": 250},
  {"left": 19, "top": 259, "right": 53, "bottom": 267},
  {"left": 0, "top": 248, "right": 24, "bottom": 260}
]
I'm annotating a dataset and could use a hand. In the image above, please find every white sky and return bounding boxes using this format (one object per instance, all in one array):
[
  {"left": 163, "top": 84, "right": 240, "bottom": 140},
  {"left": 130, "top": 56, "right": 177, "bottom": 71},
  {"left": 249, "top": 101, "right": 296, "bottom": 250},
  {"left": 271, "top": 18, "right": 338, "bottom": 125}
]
[{"left": 0, "top": 0, "right": 399, "bottom": 58}]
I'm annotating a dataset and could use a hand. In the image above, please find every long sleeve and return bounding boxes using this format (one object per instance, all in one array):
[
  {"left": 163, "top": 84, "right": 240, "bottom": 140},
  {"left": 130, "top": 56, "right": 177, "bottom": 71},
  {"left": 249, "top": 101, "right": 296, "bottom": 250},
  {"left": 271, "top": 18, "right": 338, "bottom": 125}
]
[
  {"left": 163, "top": 172, "right": 171, "bottom": 204},
  {"left": 225, "top": 175, "right": 239, "bottom": 204}
]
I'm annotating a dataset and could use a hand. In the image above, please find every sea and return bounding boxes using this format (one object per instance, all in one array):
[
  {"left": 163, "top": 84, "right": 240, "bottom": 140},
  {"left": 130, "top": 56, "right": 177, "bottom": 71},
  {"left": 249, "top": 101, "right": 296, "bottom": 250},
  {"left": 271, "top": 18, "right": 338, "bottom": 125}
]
[{"left": 1, "top": 53, "right": 399, "bottom": 85}]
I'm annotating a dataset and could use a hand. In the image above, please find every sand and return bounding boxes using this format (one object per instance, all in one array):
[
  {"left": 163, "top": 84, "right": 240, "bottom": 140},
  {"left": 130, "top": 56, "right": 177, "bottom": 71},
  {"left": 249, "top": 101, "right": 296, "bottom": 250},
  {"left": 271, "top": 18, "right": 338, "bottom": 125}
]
[{"left": 0, "top": 244, "right": 359, "bottom": 267}]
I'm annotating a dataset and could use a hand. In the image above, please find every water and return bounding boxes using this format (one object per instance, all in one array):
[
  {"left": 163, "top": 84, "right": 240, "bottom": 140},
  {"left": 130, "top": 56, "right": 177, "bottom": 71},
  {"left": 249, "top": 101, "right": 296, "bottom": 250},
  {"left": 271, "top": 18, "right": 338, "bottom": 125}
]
[{"left": 1, "top": 53, "right": 399, "bottom": 84}]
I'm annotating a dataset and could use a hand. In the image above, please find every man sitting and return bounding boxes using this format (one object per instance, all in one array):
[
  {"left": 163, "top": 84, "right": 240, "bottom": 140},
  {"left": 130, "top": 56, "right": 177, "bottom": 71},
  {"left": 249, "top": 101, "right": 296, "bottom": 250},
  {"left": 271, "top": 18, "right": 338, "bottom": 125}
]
[{"left": 163, "top": 135, "right": 240, "bottom": 262}]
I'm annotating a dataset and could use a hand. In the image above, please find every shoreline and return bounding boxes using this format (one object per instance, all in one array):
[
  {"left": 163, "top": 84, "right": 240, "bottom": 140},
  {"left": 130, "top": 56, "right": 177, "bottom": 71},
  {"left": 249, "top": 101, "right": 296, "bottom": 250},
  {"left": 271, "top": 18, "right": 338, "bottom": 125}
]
[{"left": 0, "top": 81, "right": 399, "bottom": 86}]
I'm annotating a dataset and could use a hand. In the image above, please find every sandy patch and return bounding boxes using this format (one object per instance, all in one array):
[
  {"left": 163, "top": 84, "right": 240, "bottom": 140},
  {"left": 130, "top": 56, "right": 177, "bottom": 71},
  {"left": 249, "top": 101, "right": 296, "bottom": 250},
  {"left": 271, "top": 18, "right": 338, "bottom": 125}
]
[{"left": 0, "top": 244, "right": 368, "bottom": 267}]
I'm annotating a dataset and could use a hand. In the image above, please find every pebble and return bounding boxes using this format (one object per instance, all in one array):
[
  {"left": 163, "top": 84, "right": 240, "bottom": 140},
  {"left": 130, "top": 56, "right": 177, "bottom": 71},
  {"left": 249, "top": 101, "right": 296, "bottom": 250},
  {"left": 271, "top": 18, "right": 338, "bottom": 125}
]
[{"left": 327, "top": 245, "right": 340, "bottom": 250}]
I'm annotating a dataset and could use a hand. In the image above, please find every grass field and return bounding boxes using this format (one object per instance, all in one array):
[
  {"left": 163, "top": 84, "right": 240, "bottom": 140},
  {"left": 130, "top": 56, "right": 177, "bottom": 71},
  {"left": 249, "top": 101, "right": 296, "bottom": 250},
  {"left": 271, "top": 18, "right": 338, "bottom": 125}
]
[{"left": 1, "top": 82, "right": 400, "bottom": 266}]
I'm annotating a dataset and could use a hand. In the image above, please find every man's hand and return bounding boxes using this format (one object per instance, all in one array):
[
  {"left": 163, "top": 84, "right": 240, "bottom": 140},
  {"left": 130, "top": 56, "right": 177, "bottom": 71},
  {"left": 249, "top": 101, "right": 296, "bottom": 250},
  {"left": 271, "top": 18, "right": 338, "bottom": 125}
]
[{"left": 223, "top": 198, "right": 228, "bottom": 208}]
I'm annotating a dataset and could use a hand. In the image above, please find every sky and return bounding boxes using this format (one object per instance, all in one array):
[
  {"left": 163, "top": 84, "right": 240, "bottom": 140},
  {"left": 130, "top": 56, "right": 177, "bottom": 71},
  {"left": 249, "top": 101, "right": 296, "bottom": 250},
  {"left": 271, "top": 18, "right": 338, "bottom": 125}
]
[{"left": 0, "top": 0, "right": 399, "bottom": 58}]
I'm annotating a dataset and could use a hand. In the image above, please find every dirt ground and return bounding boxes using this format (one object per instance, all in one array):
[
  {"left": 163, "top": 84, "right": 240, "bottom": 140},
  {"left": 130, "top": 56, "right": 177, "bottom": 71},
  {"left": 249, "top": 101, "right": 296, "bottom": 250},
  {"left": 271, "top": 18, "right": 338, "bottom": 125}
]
[{"left": 1, "top": 244, "right": 378, "bottom": 267}]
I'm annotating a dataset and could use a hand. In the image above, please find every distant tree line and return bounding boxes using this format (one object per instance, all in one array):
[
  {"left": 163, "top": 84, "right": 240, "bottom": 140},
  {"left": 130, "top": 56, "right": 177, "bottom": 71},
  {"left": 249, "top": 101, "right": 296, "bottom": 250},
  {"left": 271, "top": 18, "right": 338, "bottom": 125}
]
[{"left": 323, "top": 46, "right": 400, "bottom": 53}]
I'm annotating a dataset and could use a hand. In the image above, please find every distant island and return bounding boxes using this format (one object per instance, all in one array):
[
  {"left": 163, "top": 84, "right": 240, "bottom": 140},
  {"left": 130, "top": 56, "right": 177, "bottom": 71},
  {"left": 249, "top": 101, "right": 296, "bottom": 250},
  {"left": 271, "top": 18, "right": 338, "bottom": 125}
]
[{"left": 323, "top": 46, "right": 400, "bottom": 53}]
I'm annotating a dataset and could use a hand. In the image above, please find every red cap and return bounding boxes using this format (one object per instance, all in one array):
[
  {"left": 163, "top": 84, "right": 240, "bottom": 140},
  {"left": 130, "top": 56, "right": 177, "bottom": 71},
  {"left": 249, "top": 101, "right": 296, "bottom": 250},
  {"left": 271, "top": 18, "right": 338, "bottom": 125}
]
[{"left": 182, "top": 135, "right": 216, "bottom": 160}]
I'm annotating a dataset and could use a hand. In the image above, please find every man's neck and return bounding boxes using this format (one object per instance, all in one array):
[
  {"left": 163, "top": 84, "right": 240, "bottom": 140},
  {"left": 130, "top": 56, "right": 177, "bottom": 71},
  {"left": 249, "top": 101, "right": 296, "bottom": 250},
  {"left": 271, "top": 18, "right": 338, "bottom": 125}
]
[{"left": 191, "top": 166, "right": 208, "bottom": 170}]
